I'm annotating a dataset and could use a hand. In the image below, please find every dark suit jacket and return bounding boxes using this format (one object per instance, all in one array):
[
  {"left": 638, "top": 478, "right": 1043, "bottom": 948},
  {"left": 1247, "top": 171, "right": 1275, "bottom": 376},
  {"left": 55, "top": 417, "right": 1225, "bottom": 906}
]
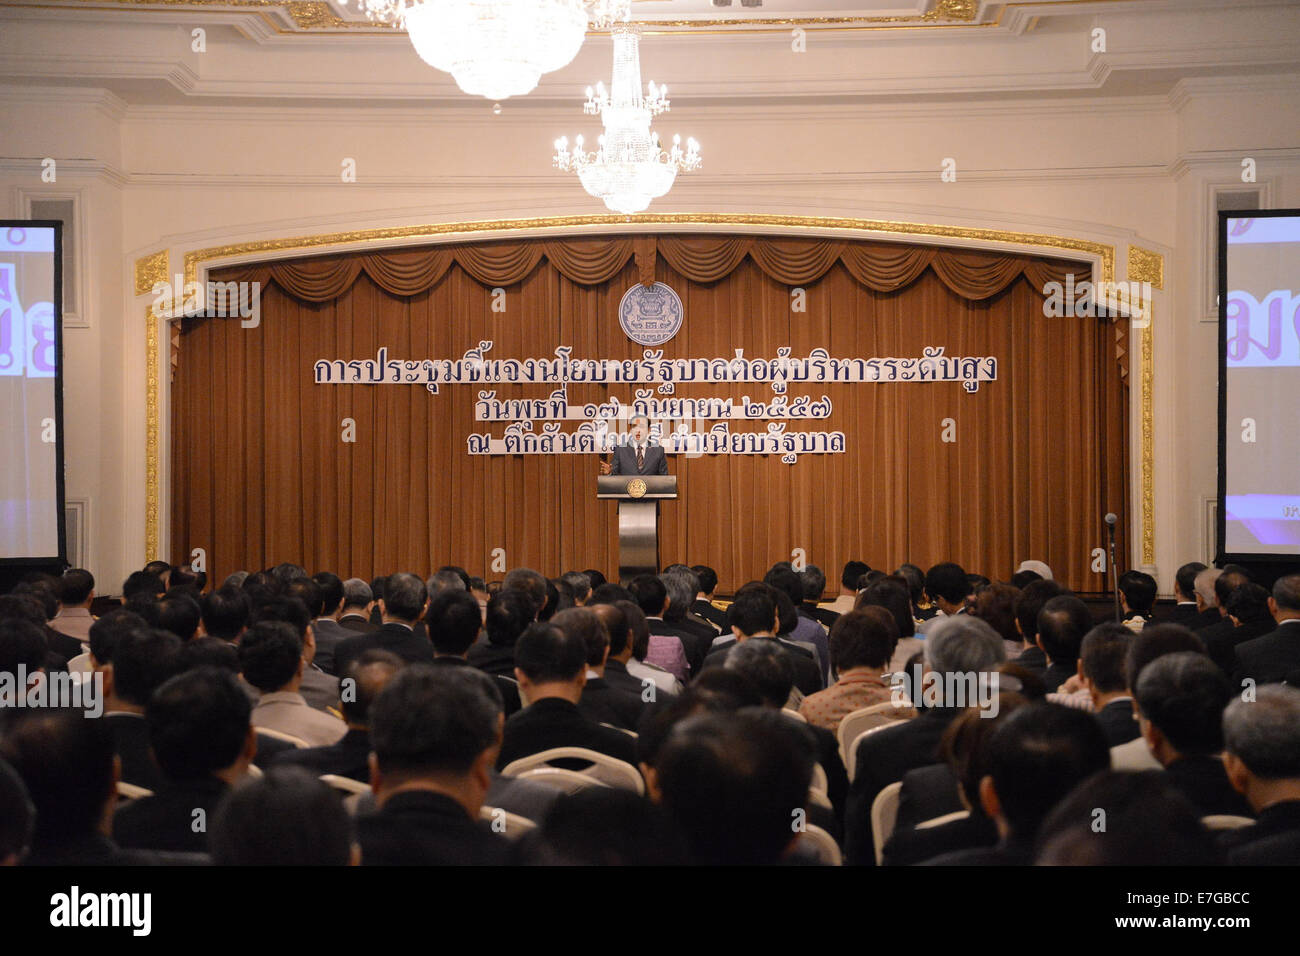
[
  {"left": 691, "top": 599, "right": 729, "bottom": 631},
  {"left": 335, "top": 621, "right": 434, "bottom": 674},
  {"left": 310, "top": 617, "right": 350, "bottom": 675},
  {"left": 802, "top": 601, "right": 841, "bottom": 629},
  {"left": 1094, "top": 697, "right": 1140, "bottom": 747},
  {"left": 1042, "top": 660, "right": 1075, "bottom": 694},
  {"left": 883, "top": 809, "right": 997, "bottom": 867},
  {"left": 430, "top": 656, "right": 521, "bottom": 715},
  {"left": 270, "top": 726, "right": 372, "bottom": 782},
  {"left": 895, "top": 763, "right": 964, "bottom": 830},
  {"left": 1204, "top": 617, "right": 1271, "bottom": 675},
  {"left": 1233, "top": 620, "right": 1300, "bottom": 687},
  {"left": 578, "top": 676, "right": 645, "bottom": 732},
  {"left": 104, "top": 712, "right": 168, "bottom": 793},
  {"left": 1191, "top": 606, "right": 1225, "bottom": 630},
  {"left": 497, "top": 697, "right": 638, "bottom": 771},
  {"left": 1012, "top": 644, "right": 1046, "bottom": 675},
  {"left": 113, "top": 776, "right": 229, "bottom": 853},
  {"left": 254, "top": 731, "right": 298, "bottom": 768},
  {"left": 1165, "top": 602, "right": 1201, "bottom": 626},
  {"left": 1219, "top": 799, "right": 1300, "bottom": 864},
  {"left": 844, "top": 707, "right": 962, "bottom": 866},
  {"left": 467, "top": 641, "right": 518, "bottom": 677},
  {"left": 43, "top": 625, "right": 83, "bottom": 663},
  {"left": 338, "top": 613, "right": 377, "bottom": 634},
  {"left": 1163, "top": 755, "right": 1254, "bottom": 818},
  {"left": 608, "top": 442, "right": 668, "bottom": 476},
  {"left": 357, "top": 790, "right": 513, "bottom": 865},
  {"left": 702, "top": 637, "right": 823, "bottom": 697}
]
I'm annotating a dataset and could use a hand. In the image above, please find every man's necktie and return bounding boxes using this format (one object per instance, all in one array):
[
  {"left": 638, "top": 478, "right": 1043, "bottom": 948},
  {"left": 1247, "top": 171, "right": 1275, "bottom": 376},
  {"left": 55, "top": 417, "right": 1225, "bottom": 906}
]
[{"left": 636, "top": 445, "right": 645, "bottom": 471}]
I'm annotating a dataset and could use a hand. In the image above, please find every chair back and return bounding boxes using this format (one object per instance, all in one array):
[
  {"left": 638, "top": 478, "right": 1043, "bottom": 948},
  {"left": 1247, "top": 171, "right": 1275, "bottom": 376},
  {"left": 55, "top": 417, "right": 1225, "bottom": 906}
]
[
  {"left": 797, "top": 824, "right": 842, "bottom": 865},
  {"left": 846, "top": 722, "right": 896, "bottom": 782},
  {"left": 838, "top": 701, "right": 909, "bottom": 764},
  {"left": 320, "top": 774, "right": 369, "bottom": 795},
  {"left": 479, "top": 806, "right": 537, "bottom": 839},
  {"left": 870, "top": 780, "right": 903, "bottom": 865},
  {"left": 502, "top": 747, "right": 644, "bottom": 794},
  {"left": 1201, "top": 814, "right": 1255, "bottom": 831}
]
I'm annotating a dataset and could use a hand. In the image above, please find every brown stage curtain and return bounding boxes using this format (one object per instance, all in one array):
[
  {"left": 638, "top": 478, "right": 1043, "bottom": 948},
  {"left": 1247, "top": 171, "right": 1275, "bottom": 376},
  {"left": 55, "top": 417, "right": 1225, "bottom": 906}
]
[{"left": 174, "top": 234, "right": 1126, "bottom": 592}]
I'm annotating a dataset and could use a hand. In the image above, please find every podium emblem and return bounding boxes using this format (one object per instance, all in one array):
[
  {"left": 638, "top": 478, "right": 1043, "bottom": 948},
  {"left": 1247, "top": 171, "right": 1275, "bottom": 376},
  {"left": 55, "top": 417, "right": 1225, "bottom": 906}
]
[
  {"left": 619, "top": 281, "right": 683, "bottom": 346},
  {"left": 626, "top": 478, "right": 648, "bottom": 498}
]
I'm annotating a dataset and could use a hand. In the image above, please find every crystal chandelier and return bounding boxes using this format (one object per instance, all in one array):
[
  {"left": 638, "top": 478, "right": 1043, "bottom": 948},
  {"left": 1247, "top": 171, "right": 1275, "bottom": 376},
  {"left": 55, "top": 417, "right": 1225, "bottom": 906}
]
[
  {"left": 348, "top": 0, "right": 599, "bottom": 101},
  {"left": 553, "top": 22, "right": 701, "bottom": 215}
]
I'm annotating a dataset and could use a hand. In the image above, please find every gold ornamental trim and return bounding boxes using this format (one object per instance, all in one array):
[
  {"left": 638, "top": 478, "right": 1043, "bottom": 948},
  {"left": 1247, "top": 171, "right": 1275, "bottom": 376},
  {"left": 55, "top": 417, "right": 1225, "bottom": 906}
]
[
  {"left": 134, "top": 249, "right": 169, "bottom": 296},
  {"left": 1127, "top": 244, "right": 1164, "bottom": 291}
]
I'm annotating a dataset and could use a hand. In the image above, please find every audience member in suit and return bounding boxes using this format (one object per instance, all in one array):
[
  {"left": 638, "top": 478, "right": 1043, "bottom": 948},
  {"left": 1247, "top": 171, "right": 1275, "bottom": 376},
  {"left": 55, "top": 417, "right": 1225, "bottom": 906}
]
[
  {"left": 914, "top": 562, "right": 971, "bottom": 638},
  {"left": 248, "top": 595, "right": 341, "bottom": 714},
  {"left": 551, "top": 606, "right": 644, "bottom": 731},
  {"left": 559, "top": 571, "right": 592, "bottom": 608},
  {"left": 1190, "top": 566, "right": 1225, "bottom": 630},
  {"left": 1165, "top": 561, "right": 1208, "bottom": 626},
  {"left": 468, "top": 588, "right": 534, "bottom": 678},
  {"left": 306, "top": 572, "right": 349, "bottom": 675},
  {"left": 241, "top": 621, "right": 347, "bottom": 747},
  {"left": 662, "top": 566, "right": 721, "bottom": 640},
  {"left": 968, "top": 582, "right": 1024, "bottom": 656},
  {"left": 855, "top": 576, "right": 921, "bottom": 675},
  {"left": 0, "top": 757, "right": 34, "bottom": 865},
  {"left": 427, "top": 589, "right": 521, "bottom": 715},
  {"left": 1135, "top": 651, "right": 1252, "bottom": 818},
  {"left": 653, "top": 710, "right": 814, "bottom": 865},
  {"left": 496, "top": 622, "right": 639, "bottom": 770},
  {"left": 211, "top": 766, "right": 356, "bottom": 865},
  {"left": 6, "top": 584, "right": 82, "bottom": 666},
  {"left": 1233, "top": 574, "right": 1300, "bottom": 688},
  {"left": 157, "top": 593, "right": 201, "bottom": 642},
  {"left": 114, "top": 668, "right": 257, "bottom": 853},
  {"left": 1, "top": 713, "right": 206, "bottom": 866},
  {"left": 271, "top": 649, "right": 403, "bottom": 782},
  {"left": 923, "top": 703, "right": 1110, "bottom": 865},
  {"left": 600, "top": 414, "right": 668, "bottom": 476},
  {"left": 1203, "top": 582, "right": 1273, "bottom": 674},
  {"left": 524, "top": 786, "right": 690, "bottom": 865},
  {"left": 334, "top": 572, "right": 435, "bottom": 673},
  {"left": 1118, "top": 570, "right": 1158, "bottom": 632},
  {"left": 843, "top": 614, "right": 1007, "bottom": 866},
  {"left": 100, "top": 624, "right": 185, "bottom": 793},
  {"left": 701, "top": 583, "right": 822, "bottom": 698},
  {"left": 819, "top": 560, "right": 869, "bottom": 618},
  {"left": 49, "top": 568, "right": 97, "bottom": 644},
  {"left": 1009, "top": 579, "right": 1065, "bottom": 676},
  {"left": 1036, "top": 595, "right": 1092, "bottom": 693},
  {"left": 337, "top": 577, "right": 378, "bottom": 633},
  {"left": 799, "top": 565, "right": 841, "bottom": 628},
  {"left": 586, "top": 602, "right": 661, "bottom": 716},
  {"left": 198, "top": 585, "right": 250, "bottom": 645},
  {"left": 1074, "top": 623, "right": 1141, "bottom": 746},
  {"left": 1220, "top": 685, "right": 1300, "bottom": 864},
  {"left": 629, "top": 574, "right": 704, "bottom": 676},
  {"left": 723, "top": 638, "right": 849, "bottom": 817},
  {"left": 357, "top": 665, "right": 513, "bottom": 865},
  {"left": 1192, "top": 569, "right": 1250, "bottom": 646},
  {"left": 503, "top": 567, "right": 552, "bottom": 621},
  {"left": 799, "top": 607, "right": 904, "bottom": 732},
  {"left": 1036, "top": 770, "right": 1222, "bottom": 864},
  {"left": 884, "top": 696, "right": 1031, "bottom": 865},
  {"left": 765, "top": 566, "right": 830, "bottom": 681},
  {"left": 690, "top": 565, "right": 730, "bottom": 631},
  {"left": 615, "top": 599, "right": 685, "bottom": 696},
  {"left": 1110, "top": 623, "right": 1206, "bottom": 771}
]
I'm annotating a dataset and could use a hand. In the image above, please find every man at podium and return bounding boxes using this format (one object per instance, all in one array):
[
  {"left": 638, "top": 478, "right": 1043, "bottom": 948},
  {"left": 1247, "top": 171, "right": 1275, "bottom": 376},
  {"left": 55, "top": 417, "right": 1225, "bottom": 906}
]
[{"left": 600, "top": 415, "right": 668, "bottom": 476}]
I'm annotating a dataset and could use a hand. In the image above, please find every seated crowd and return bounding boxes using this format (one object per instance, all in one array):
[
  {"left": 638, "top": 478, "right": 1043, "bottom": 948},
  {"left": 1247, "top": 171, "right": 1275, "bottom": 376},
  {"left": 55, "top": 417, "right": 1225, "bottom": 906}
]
[{"left": 0, "top": 556, "right": 1297, "bottom": 866}]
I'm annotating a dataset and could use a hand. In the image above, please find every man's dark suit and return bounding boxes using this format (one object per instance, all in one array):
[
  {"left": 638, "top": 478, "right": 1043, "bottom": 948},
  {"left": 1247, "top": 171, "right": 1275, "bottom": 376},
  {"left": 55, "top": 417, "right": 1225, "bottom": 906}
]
[
  {"left": 1162, "top": 755, "right": 1254, "bottom": 818},
  {"left": 801, "top": 601, "right": 841, "bottom": 629},
  {"left": 43, "top": 625, "right": 83, "bottom": 664},
  {"left": 1165, "top": 602, "right": 1201, "bottom": 626},
  {"left": 497, "top": 696, "right": 638, "bottom": 770},
  {"left": 103, "top": 712, "right": 168, "bottom": 793},
  {"left": 1094, "top": 697, "right": 1140, "bottom": 747},
  {"left": 578, "top": 675, "right": 645, "bottom": 732},
  {"left": 334, "top": 620, "right": 434, "bottom": 674},
  {"left": 1191, "top": 606, "right": 1224, "bottom": 630},
  {"left": 1232, "top": 619, "right": 1300, "bottom": 687},
  {"left": 702, "top": 637, "right": 823, "bottom": 697},
  {"left": 269, "top": 727, "right": 372, "bottom": 782},
  {"left": 1220, "top": 800, "right": 1300, "bottom": 865},
  {"left": 1012, "top": 644, "right": 1046, "bottom": 675},
  {"left": 467, "top": 641, "right": 517, "bottom": 677},
  {"left": 338, "top": 613, "right": 377, "bottom": 634},
  {"left": 883, "top": 810, "right": 997, "bottom": 867},
  {"left": 113, "top": 776, "right": 229, "bottom": 853},
  {"left": 1203, "top": 617, "right": 1272, "bottom": 675},
  {"left": 844, "top": 707, "right": 962, "bottom": 866},
  {"left": 607, "top": 441, "right": 668, "bottom": 476},
  {"left": 430, "top": 655, "right": 522, "bottom": 715},
  {"left": 691, "top": 599, "right": 729, "bottom": 632},
  {"left": 356, "top": 790, "right": 513, "bottom": 865},
  {"left": 1042, "top": 660, "right": 1075, "bottom": 694},
  {"left": 311, "top": 617, "right": 350, "bottom": 675},
  {"left": 895, "top": 763, "right": 964, "bottom": 830}
]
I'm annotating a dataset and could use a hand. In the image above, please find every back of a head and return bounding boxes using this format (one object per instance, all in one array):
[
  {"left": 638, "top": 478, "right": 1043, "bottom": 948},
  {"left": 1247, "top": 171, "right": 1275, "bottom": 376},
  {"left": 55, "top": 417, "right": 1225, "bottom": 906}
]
[
  {"left": 856, "top": 576, "right": 915, "bottom": 638},
  {"left": 181, "top": 636, "right": 241, "bottom": 673},
  {"left": 0, "top": 617, "right": 48, "bottom": 675},
  {"left": 438, "top": 566, "right": 472, "bottom": 590},
  {"left": 312, "top": 572, "right": 344, "bottom": 617},
  {"left": 588, "top": 602, "right": 629, "bottom": 658},
  {"left": 157, "top": 593, "right": 202, "bottom": 642},
  {"left": 924, "top": 562, "right": 968, "bottom": 606},
  {"left": 200, "top": 586, "right": 251, "bottom": 641},
  {"left": 502, "top": 568, "right": 548, "bottom": 619},
  {"left": 122, "top": 570, "right": 166, "bottom": 602},
  {"left": 1036, "top": 595, "right": 1093, "bottom": 664},
  {"left": 513, "top": 621, "right": 587, "bottom": 684},
  {"left": 895, "top": 563, "right": 925, "bottom": 606},
  {"left": 1079, "top": 623, "right": 1132, "bottom": 694},
  {"left": 723, "top": 638, "right": 795, "bottom": 707},
  {"left": 1123, "top": 623, "right": 1206, "bottom": 692},
  {"left": 12, "top": 579, "right": 58, "bottom": 622},
  {"left": 1037, "top": 770, "right": 1221, "bottom": 865},
  {"left": 841, "top": 560, "right": 870, "bottom": 591},
  {"left": 425, "top": 589, "right": 482, "bottom": 656},
  {"left": 112, "top": 627, "right": 186, "bottom": 706},
  {"left": 1013, "top": 579, "right": 1066, "bottom": 643},
  {"left": 211, "top": 766, "right": 353, "bottom": 865},
  {"left": 940, "top": 693, "right": 1029, "bottom": 807},
  {"left": 341, "top": 577, "right": 373, "bottom": 610},
  {"left": 238, "top": 621, "right": 303, "bottom": 694},
  {"left": 0, "top": 758, "right": 34, "bottom": 863},
  {"left": 727, "top": 583, "right": 778, "bottom": 638},
  {"left": 340, "top": 649, "right": 404, "bottom": 724},
  {"left": 1194, "top": 567, "right": 1222, "bottom": 606},
  {"left": 560, "top": 571, "right": 592, "bottom": 605},
  {"left": 87, "top": 609, "right": 147, "bottom": 666},
  {"left": 369, "top": 665, "right": 502, "bottom": 780},
  {"left": 533, "top": 788, "right": 689, "bottom": 865},
  {"left": 1274, "top": 573, "right": 1300, "bottom": 613},
  {"left": 763, "top": 566, "right": 805, "bottom": 606},
  {"left": 692, "top": 565, "right": 718, "bottom": 596},
  {"left": 614, "top": 600, "right": 651, "bottom": 660},
  {"left": 986, "top": 703, "right": 1111, "bottom": 839},
  {"left": 589, "top": 582, "right": 633, "bottom": 605},
  {"left": 628, "top": 574, "right": 668, "bottom": 618},
  {"left": 1175, "top": 561, "right": 1208, "bottom": 601},
  {"left": 249, "top": 595, "right": 311, "bottom": 639},
  {"left": 655, "top": 711, "right": 813, "bottom": 865},
  {"left": 970, "top": 583, "right": 1023, "bottom": 644},
  {"left": 829, "top": 607, "right": 899, "bottom": 675},
  {"left": 381, "top": 572, "right": 427, "bottom": 623},
  {"left": 551, "top": 606, "right": 610, "bottom": 668},
  {"left": 59, "top": 568, "right": 95, "bottom": 606},
  {"left": 148, "top": 667, "right": 252, "bottom": 780},
  {"left": 485, "top": 588, "right": 536, "bottom": 647},
  {"left": 1212, "top": 571, "right": 1249, "bottom": 609},
  {"left": 582, "top": 569, "right": 608, "bottom": 590},
  {"left": 1135, "top": 652, "right": 1232, "bottom": 756},
  {"left": 659, "top": 570, "right": 697, "bottom": 623},
  {"left": 799, "top": 565, "right": 827, "bottom": 603},
  {"left": 1223, "top": 684, "right": 1300, "bottom": 780},
  {"left": 924, "top": 614, "right": 1006, "bottom": 681},
  {"left": 1225, "top": 583, "right": 1272, "bottom": 626},
  {"left": 0, "top": 714, "right": 113, "bottom": 845},
  {"left": 427, "top": 569, "right": 467, "bottom": 595}
]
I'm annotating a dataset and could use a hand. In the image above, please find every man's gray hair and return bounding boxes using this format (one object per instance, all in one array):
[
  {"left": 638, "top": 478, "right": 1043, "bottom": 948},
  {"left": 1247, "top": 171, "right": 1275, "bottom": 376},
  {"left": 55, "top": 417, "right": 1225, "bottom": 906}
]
[
  {"left": 341, "top": 578, "right": 373, "bottom": 608},
  {"left": 427, "top": 570, "right": 467, "bottom": 594},
  {"left": 799, "top": 566, "right": 827, "bottom": 602},
  {"left": 660, "top": 569, "right": 699, "bottom": 616},
  {"left": 1194, "top": 567, "right": 1222, "bottom": 606},
  {"left": 1224, "top": 685, "right": 1300, "bottom": 780},
  {"left": 1273, "top": 573, "right": 1300, "bottom": 613},
  {"left": 923, "top": 614, "right": 1006, "bottom": 676},
  {"left": 560, "top": 571, "right": 593, "bottom": 602},
  {"left": 222, "top": 571, "right": 250, "bottom": 589}
]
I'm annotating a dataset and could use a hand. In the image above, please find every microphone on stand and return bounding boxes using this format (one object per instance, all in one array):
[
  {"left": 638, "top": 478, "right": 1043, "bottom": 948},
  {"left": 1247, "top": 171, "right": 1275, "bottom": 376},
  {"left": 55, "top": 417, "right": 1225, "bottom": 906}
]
[{"left": 1104, "top": 512, "right": 1120, "bottom": 621}]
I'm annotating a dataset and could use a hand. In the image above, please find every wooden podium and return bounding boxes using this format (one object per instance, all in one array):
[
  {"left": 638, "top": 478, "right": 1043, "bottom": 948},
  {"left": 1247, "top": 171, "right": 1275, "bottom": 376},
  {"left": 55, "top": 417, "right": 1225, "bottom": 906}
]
[{"left": 597, "top": 475, "right": 677, "bottom": 582}]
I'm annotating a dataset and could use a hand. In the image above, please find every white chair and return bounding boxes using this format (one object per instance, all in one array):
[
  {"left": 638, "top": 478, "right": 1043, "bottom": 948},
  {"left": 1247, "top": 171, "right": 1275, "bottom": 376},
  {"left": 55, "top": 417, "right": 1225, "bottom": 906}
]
[
  {"left": 838, "top": 701, "right": 910, "bottom": 765},
  {"left": 915, "top": 809, "right": 970, "bottom": 830},
  {"left": 1202, "top": 814, "right": 1255, "bottom": 831},
  {"left": 246, "top": 764, "right": 264, "bottom": 778},
  {"left": 870, "top": 781, "right": 903, "bottom": 865},
  {"left": 479, "top": 806, "right": 537, "bottom": 839},
  {"left": 515, "top": 766, "right": 611, "bottom": 795},
  {"left": 67, "top": 651, "right": 93, "bottom": 674},
  {"left": 503, "top": 747, "right": 644, "bottom": 794},
  {"left": 846, "top": 723, "right": 896, "bottom": 783},
  {"left": 807, "top": 787, "right": 834, "bottom": 812},
  {"left": 782, "top": 708, "right": 808, "bottom": 723},
  {"left": 116, "top": 781, "right": 153, "bottom": 801},
  {"left": 255, "top": 726, "right": 310, "bottom": 748},
  {"left": 810, "top": 762, "right": 829, "bottom": 795},
  {"left": 599, "top": 723, "right": 638, "bottom": 738},
  {"left": 320, "top": 774, "right": 369, "bottom": 795},
  {"left": 797, "top": 824, "right": 842, "bottom": 865}
]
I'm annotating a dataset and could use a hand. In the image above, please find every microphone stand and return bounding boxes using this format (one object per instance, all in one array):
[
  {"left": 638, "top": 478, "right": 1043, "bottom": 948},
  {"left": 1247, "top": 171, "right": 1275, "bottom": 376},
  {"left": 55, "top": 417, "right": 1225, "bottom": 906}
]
[{"left": 1107, "top": 519, "right": 1121, "bottom": 622}]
